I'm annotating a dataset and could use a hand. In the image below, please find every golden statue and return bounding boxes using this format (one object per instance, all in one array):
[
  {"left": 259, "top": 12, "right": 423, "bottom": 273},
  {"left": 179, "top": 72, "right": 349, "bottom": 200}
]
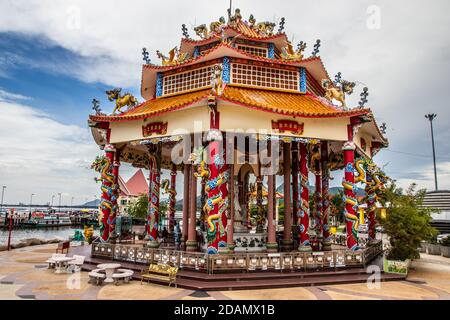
[
  {"left": 321, "top": 79, "right": 356, "bottom": 109},
  {"left": 194, "top": 17, "right": 226, "bottom": 39},
  {"left": 83, "top": 225, "right": 94, "bottom": 242},
  {"left": 281, "top": 42, "right": 306, "bottom": 61},
  {"left": 228, "top": 8, "right": 242, "bottom": 27},
  {"left": 255, "top": 21, "right": 276, "bottom": 36},
  {"left": 194, "top": 24, "right": 209, "bottom": 39},
  {"left": 156, "top": 47, "right": 189, "bottom": 66},
  {"left": 248, "top": 14, "right": 256, "bottom": 28},
  {"left": 210, "top": 64, "right": 224, "bottom": 96},
  {"left": 105, "top": 88, "right": 138, "bottom": 114},
  {"left": 210, "top": 17, "right": 226, "bottom": 34}
]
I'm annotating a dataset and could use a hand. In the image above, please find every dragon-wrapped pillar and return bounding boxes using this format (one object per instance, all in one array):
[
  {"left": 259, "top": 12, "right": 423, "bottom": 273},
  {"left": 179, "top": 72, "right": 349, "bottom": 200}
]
[
  {"left": 91, "top": 144, "right": 117, "bottom": 242},
  {"left": 147, "top": 144, "right": 162, "bottom": 248},
  {"left": 256, "top": 175, "right": 264, "bottom": 232},
  {"left": 298, "top": 143, "right": 311, "bottom": 251},
  {"left": 321, "top": 142, "right": 332, "bottom": 251},
  {"left": 342, "top": 141, "right": 359, "bottom": 250},
  {"left": 281, "top": 142, "right": 293, "bottom": 251},
  {"left": 204, "top": 96, "right": 229, "bottom": 254},
  {"left": 365, "top": 163, "right": 379, "bottom": 243},
  {"left": 168, "top": 164, "right": 177, "bottom": 234},
  {"left": 186, "top": 164, "right": 198, "bottom": 251},
  {"left": 292, "top": 142, "right": 299, "bottom": 226}
]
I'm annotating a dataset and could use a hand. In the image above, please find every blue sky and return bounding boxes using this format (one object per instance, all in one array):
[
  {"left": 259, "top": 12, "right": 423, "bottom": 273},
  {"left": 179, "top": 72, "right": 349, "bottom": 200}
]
[{"left": 0, "top": 0, "right": 449, "bottom": 205}]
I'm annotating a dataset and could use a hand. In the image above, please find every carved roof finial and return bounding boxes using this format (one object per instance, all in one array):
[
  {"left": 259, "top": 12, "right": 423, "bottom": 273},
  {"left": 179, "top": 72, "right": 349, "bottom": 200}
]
[
  {"left": 142, "top": 47, "right": 151, "bottom": 64},
  {"left": 181, "top": 24, "right": 190, "bottom": 39},
  {"left": 312, "top": 39, "right": 321, "bottom": 57},
  {"left": 358, "top": 87, "right": 369, "bottom": 108},
  {"left": 278, "top": 17, "right": 285, "bottom": 33},
  {"left": 91, "top": 98, "right": 103, "bottom": 115}
]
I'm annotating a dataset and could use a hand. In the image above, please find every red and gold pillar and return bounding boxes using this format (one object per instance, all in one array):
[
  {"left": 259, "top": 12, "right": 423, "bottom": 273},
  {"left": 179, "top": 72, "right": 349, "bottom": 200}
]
[
  {"left": 342, "top": 141, "right": 359, "bottom": 250},
  {"left": 227, "top": 165, "right": 235, "bottom": 251},
  {"left": 109, "top": 149, "right": 120, "bottom": 239},
  {"left": 205, "top": 97, "right": 229, "bottom": 254},
  {"left": 267, "top": 172, "right": 278, "bottom": 252},
  {"left": 321, "top": 142, "right": 332, "bottom": 251},
  {"left": 99, "top": 144, "right": 116, "bottom": 241},
  {"left": 168, "top": 164, "right": 177, "bottom": 234},
  {"left": 292, "top": 143, "right": 299, "bottom": 226},
  {"left": 256, "top": 175, "right": 264, "bottom": 232},
  {"left": 298, "top": 143, "right": 311, "bottom": 251},
  {"left": 314, "top": 173, "right": 322, "bottom": 235},
  {"left": 186, "top": 165, "right": 198, "bottom": 251},
  {"left": 147, "top": 145, "right": 161, "bottom": 248},
  {"left": 282, "top": 142, "right": 293, "bottom": 251},
  {"left": 366, "top": 174, "right": 377, "bottom": 243},
  {"left": 182, "top": 164, "right": 190, "bottom": 242}
]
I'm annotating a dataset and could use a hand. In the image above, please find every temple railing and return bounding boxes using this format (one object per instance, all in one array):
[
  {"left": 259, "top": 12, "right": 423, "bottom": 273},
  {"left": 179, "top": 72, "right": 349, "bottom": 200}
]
[{"left": 91, "top": 240, "right": 383, "bottom": 274}]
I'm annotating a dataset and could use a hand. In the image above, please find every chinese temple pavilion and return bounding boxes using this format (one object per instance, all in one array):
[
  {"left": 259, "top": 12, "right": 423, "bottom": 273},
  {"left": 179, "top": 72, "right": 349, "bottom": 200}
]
[{"left": 88, "top": 8, "right": 388, "bottom": 259}]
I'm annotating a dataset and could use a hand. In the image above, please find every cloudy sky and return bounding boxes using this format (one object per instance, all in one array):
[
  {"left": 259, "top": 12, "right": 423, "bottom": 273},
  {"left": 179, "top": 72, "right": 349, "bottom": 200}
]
[{"left": 0, "top": 0, "right": 449, "bottom": 205}]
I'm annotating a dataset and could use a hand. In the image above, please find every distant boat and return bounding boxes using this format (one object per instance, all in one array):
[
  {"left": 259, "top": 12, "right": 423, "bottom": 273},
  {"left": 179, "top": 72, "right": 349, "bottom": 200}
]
[{"left": 21, "top": 211, "right": 72, "bottom": 228}]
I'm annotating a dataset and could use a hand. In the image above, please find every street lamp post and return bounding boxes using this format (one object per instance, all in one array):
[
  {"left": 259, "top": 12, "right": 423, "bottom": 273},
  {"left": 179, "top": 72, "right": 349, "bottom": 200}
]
[
  {"left": 1, "top": 186, "right": 6, "bottom": 226},
  {"left": 29, "top": 193, "right": 35, "bottom": 220},
  {"left": 58, "top": 193, "right": 62, "bottom": 212},
  {"left": 51, "top": 195, "right": 55, "bottom": 207},
  {"left": 425, "top": 114, "right": 438, "bottom": 191}
]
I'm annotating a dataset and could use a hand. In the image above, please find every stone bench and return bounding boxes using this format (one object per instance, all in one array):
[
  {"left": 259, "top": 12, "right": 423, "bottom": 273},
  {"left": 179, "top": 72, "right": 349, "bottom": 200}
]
[
  {"left": 88, "top": 269, "right": 106, "bottom": 285},
  {"left": 112, "top": 269, "right": 134, "bottom": 285}
]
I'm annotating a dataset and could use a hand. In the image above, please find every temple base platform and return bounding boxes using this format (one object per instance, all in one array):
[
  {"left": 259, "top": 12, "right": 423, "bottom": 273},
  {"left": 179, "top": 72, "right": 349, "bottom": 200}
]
[{"left": 71, "top": 240, "right": 406, "bottom": 290}]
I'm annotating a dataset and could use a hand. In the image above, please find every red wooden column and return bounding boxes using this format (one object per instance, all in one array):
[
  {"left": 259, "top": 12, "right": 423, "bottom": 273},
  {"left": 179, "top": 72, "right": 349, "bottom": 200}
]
[
  {"left": 281, "top": 142, "right": 293, "bottom": 251},
  {"left": 182, "top": 164, "right": 190, "bottom": 242},
  {"left": 321, "top": 142, "right": 332, "bottom": 251},
  {"left": 168, "top": 164, "right": 177, "bottom": 234},
  {"left": 186, "top": 165, "right": 198, "bottom": 251},
  {"left": 298, "top": 143, "right": 311, "bottom": 251},
  {"left": 227, "top": 164, "right": 235, "bottom": 251},
  {"left": 343, "top": 138, "right": 359, "bottom": 250},
  {"left": 291, "top": 142, "right": 299, "bottom": 226}
]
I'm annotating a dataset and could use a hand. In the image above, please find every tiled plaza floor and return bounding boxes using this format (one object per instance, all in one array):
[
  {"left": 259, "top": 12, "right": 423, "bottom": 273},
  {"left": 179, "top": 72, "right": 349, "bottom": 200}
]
[{"left": 1, "top": 244, "right": 449, "bottom": 300}]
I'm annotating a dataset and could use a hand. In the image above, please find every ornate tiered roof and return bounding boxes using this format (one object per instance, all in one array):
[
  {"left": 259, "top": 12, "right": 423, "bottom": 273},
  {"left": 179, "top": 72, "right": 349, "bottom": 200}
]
[{"left": 88, "top": 8, "right": 388, "bottom": 152}]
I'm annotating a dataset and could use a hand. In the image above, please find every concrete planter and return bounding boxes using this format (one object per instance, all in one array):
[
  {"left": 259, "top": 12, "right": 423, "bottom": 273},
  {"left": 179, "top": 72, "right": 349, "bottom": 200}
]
[
  {"left": 440, "top": 246, "right": 450, "bottom": 258},
  {"left": 418, "top": 243, "right": 427, "bottom": 253},
  {"left": 428, "top": 244, "right": 441, "bottom": 255},
  {"left": 383, "top": 257, "right": 411, "bottom": 275}
]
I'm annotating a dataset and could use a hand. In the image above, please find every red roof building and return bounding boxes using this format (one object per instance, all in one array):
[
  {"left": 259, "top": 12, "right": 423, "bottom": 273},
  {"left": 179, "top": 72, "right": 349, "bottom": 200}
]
[{"left": 117, "top": 169, "right": 148, "bottom": 214}]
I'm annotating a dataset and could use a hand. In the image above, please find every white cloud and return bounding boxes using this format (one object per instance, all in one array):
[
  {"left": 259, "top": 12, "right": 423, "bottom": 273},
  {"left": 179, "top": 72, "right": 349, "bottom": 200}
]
[
  {"left": 0, "top": 99, "right": 102, "bottom": 204},
  {"left": 0, "top": 88, "right": 31, "bottom": 102}
]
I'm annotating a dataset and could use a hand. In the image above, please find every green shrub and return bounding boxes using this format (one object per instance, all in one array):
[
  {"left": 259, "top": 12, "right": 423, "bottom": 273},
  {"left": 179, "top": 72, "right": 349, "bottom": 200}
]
[{"left": 381, "top": 183, "right": 438, "bottom": 261}]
